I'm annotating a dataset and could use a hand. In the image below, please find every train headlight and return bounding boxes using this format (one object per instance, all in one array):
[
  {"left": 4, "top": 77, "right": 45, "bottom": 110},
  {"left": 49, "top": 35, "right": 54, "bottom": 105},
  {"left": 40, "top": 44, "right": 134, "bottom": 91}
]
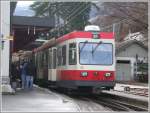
[
  {"left": 81, "top": 72, "right": 88, "bottom": 77},
  {"left": 105, "top": 73, "right": 111, "bottom": 77}
]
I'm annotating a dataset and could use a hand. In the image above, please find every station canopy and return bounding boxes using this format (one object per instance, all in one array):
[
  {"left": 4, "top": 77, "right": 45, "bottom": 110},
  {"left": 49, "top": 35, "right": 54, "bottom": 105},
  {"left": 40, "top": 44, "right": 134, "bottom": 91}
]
[{"left": 10, "top": 2, "right": 55, "bottom": 52}]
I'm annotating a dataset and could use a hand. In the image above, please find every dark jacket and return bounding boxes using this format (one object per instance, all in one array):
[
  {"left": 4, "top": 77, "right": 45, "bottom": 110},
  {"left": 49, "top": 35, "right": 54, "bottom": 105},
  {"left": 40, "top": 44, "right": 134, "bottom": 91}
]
[
  {"left": 11, "top": 64, "right": 20, "bottom": 81},
  {"left": 26, "top": 62, "right": 36, "bottom": 76}
]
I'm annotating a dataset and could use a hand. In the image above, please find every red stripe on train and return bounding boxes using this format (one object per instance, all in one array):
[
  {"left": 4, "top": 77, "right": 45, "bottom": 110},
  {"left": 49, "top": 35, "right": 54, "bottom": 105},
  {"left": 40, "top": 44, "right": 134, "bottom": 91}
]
[
  {"left": 57, "top": 70, "right": 115, "bottom": 81},
  {"left": 56, "top": 31, "right": 114, "bottom": 44}
]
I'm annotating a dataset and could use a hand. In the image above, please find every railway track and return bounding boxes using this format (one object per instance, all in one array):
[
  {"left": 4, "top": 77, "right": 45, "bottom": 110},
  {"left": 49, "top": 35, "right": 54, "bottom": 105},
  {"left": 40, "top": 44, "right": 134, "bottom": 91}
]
[
  {"left": 47, "top": 87, "right": 148, "bottom": 111},
  {"left": 92, "top": 97, "right": 148, "bottom": 111},
  {"left": 81, "top": 97, "right": 132, "bottom": 111},
  {"left": 68, "top": 93, "right": 148, "bottom": 111}
]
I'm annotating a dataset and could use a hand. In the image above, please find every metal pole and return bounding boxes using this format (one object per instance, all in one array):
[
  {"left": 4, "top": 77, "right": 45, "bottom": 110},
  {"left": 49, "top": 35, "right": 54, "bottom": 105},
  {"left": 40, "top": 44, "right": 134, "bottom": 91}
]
[
  {"left": 135, "top": 54, "right": 138, "bottom": 81},
  {"left": 113, "top": 23, "right": 116, "bottom": 33}
]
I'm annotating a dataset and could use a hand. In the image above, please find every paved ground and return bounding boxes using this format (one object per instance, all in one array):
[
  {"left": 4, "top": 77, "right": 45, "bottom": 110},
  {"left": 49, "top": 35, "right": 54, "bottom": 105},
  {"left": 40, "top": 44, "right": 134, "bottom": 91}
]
[
  {"left": 2, "top": 86, "right": 110, "bottom": 112},
  {"left": 2, "top": 86, "right": 79, "bottom": 112}
]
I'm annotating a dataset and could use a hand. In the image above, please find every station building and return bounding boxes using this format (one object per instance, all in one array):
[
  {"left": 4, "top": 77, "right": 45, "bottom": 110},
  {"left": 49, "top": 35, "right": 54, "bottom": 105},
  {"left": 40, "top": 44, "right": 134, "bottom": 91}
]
[{"left": 116, "top": 39, "right": 148, "bottom": 82}]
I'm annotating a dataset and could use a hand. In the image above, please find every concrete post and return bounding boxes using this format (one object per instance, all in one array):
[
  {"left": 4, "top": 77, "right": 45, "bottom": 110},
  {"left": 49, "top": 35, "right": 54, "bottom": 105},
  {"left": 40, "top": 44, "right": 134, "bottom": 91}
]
[{"left": 0, "top": 1, "right": 13, "bottom": 93}]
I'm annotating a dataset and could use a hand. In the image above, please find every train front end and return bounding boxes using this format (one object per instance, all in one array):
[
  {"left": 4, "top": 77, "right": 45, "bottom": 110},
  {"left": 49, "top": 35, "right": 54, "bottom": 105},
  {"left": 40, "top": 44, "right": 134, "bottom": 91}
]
[
  {"left": 77, "top": 32, "right": 115, "bottom": 92},
  {"left": 58, "top": 25, "right": 115, "bottom": 92}
]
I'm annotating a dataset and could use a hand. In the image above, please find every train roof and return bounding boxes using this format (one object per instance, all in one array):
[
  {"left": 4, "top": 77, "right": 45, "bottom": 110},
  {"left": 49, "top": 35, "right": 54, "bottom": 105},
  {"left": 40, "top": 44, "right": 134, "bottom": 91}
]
[
  {"left": 33, "top": 31, "right": 114, "bottom": 53},
  {"left": 33, "top": 38, "right": 56, "bottom": 53}
]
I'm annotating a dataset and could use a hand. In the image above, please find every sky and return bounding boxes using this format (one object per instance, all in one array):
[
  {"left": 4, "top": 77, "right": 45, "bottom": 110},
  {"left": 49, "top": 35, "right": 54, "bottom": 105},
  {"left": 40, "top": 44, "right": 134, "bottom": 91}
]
[
  {"left": 17, "top": 1, "right": 34, "bottom": 7},
  {"left": 14, "top": 1, "right": 35, "bottom": 16}
]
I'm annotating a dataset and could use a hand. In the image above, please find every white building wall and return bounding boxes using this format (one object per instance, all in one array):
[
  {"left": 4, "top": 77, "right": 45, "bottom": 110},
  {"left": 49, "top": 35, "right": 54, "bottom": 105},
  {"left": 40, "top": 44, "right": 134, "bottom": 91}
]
[
  {"left": 116, "top": 43, "right": 148, "bottom": 81},
  {"left": 116, "top": 57, "right": 135, "bottom": 81},
  {"left": 0, "top": 1, "right": 13, "bottom": 93},
  {"left": 117, "top": 44, "right": 148, "bottom": 59}
]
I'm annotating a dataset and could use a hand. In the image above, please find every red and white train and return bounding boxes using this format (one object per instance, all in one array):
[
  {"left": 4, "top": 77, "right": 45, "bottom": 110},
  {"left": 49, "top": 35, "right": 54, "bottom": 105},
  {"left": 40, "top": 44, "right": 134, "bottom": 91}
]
[{"left": 33, "top": 25, "right": 115, "bottom": 92}]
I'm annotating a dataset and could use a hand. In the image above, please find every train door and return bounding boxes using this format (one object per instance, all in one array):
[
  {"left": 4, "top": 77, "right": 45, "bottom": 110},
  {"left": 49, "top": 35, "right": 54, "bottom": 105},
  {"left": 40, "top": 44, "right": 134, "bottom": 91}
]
[
  {"left": 48, "top": 47, "right": 57, "bottom": 82},
  {"left": 48, "top": 48, "right": 52, "bottom": 81},
  {"left": 52, "top": 47, "right": 57, "bottom": 81}
]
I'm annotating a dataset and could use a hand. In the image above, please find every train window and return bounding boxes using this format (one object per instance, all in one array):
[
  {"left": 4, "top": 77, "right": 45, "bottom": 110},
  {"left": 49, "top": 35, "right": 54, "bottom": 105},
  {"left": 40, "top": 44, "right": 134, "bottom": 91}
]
[
  {"left": 79, "top": 43, "right": 113, "bottom": 65},
  {"left": 43, "top": 50, "right": 48, "bottom": 67},
  {"left": 39, "top": 53, "right": 42, "bottom": 67},
  {"left": 53, "top": 48, "right": 57, "bottom": 69},
  {"left": 69, "top": 43, "right": 77, "bottom": 65},
  {"left": 37, "top": 53, "right": 40, "bottom": 68},
  {"left": 41, "top": 52, "right": 44, "bottom": 67},
  {"left": 57, "top": 47, "right": 62, "bottom": 66},
  {"left": 62, "top": 45, "right": 66, "bottom": 65},
  {"left": 48, "top": 49, "right": 52, "bottom": 69},
  {"left": 39, "top": 52, "right": 43, "bottom": 67}
]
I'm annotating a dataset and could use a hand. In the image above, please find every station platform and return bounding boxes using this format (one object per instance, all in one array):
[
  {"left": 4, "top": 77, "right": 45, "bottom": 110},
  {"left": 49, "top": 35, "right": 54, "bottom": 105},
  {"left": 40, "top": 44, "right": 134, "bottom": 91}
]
[
  {"left": 2, "top": 85, "right": 79, "bottom": 112},
  {"left": 115, "top": 81, "right": 148, "bottom": 87},
  {"left": 114, "top": 82, "right": 148, "bottom": 91},
  {"left": 103, "top": 90, "right": 148, "bottom": 102},
  {"left": 102, "top": 82, "right": 148, "bottom": 103}
]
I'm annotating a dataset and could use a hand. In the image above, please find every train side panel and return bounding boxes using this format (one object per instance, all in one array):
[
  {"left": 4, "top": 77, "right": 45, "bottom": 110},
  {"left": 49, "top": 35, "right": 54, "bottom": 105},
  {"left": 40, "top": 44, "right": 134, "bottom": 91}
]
[{"left": 48, "top": 47, "right": 57, "bottom": 82}]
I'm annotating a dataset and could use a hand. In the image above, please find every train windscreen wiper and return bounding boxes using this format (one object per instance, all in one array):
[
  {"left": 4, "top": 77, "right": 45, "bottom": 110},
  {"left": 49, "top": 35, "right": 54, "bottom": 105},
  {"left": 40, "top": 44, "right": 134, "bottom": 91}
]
[
  {"left": 92, "top": 41, "right": 102, "bottom": 54},
  {"left": 80, "top": 40, "right": 88, "bottom": 53}
]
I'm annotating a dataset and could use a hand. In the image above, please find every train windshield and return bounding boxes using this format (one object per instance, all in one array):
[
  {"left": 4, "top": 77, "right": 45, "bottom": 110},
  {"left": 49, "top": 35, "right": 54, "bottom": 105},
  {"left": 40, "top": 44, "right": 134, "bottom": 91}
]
[{"left": 79, "top": 42, "right": 113, "bottom": 65}]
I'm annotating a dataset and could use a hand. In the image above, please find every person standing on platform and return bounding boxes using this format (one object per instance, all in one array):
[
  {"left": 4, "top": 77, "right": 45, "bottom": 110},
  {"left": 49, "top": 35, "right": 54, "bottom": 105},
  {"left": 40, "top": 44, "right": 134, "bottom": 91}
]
[
  {"left": 10, "top": 63, "right": 18, "bottom": 91},
  {"left": 20, "top": 61, "right": 28, "bottom": 89},
  {"left": 26, "top": 60, "right": 36, "bottom": 90}
]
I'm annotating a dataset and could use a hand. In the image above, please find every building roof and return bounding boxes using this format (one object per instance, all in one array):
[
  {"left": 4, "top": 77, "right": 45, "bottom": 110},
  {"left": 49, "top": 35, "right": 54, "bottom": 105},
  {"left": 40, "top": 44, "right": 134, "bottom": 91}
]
[
  {"left": 116, "top": 39, "right": 148, "bottom": 54},
  {"left": 12, "top": 16, "right": 55, "bottom": 27}
]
